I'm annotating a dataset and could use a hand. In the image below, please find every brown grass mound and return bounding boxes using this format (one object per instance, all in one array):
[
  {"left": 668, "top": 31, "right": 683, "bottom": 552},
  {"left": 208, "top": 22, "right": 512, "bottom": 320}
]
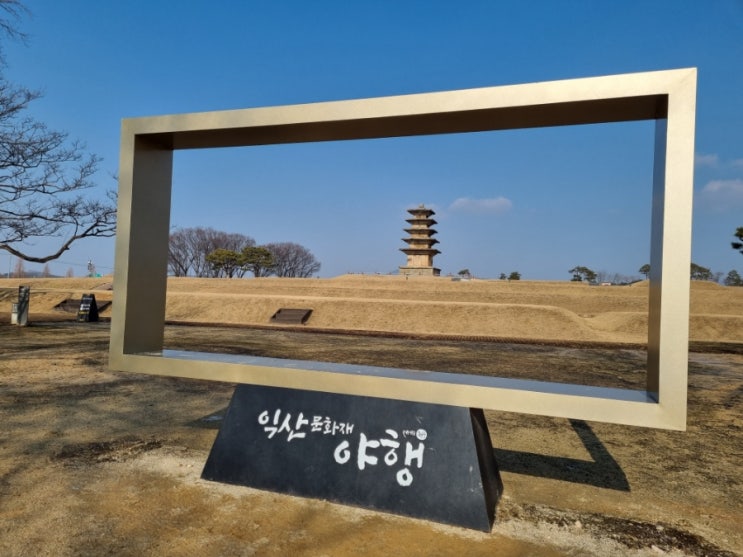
[
  {"left": 163, "top": 275, "right": 743, "bottom": 343},
  {"left": 0, "top": 277, "right": 114, "bottom": 319},
  {"left": 166, "top": 293, "right": 603, "bottom": 342},
  {"left": 2, "top": 275, "right": 743, "bottom": 344}
]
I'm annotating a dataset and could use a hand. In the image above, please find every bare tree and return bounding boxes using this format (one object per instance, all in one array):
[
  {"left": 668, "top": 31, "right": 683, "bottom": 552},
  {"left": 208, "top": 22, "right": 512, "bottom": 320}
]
[
  {"left": 167, "top": 228, "right": 194, "bottom": 277},
  {"left": 12, "top": 256, "right": 23, "bottom": 277},
  {"left": 0, "top": 1, "right": 116, "bottom": 263},
  {"left": 168, "top": 227, "right": 255, "bottom": 277},
  {"left": 595, "top": 271, "right": 639, "bottom": 285},
  {"left": 265, "top": 242, "right": 320, "bottom": 278}
]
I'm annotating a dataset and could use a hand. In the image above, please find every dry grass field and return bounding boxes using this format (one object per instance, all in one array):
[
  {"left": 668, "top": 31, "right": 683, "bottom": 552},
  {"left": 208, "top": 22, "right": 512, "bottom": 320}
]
[
  {"left": 1, "top": 275, "right": 742, "bottom": 556},
  {"left": 2, "top": 274, "right": 742, "bottom": 343},
  {"left": 165, "top": 275, "right": 743, "bottom": 344}
]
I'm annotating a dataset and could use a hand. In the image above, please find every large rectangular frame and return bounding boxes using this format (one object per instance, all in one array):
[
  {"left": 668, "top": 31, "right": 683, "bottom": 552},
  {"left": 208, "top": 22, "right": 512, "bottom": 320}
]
[{"left": 110, "top": 68, "right": 696, "bottom": 430}]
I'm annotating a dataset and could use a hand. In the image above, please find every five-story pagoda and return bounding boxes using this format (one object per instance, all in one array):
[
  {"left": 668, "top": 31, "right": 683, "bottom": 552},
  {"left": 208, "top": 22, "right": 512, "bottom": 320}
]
[{"left": 399, "top": 205, "right": 440, "bottom": 276}]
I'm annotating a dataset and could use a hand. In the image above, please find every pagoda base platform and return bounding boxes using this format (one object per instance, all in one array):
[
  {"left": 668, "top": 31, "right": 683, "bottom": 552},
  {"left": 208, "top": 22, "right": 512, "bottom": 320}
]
[{"left": 399, "top": 266, "right": 441, "bottom": 277}]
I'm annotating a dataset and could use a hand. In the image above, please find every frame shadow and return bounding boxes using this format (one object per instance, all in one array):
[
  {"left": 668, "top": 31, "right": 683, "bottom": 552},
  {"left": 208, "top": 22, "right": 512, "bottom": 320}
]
[{"left": 493, "top": 419, "right": 630, "bottom": 491}]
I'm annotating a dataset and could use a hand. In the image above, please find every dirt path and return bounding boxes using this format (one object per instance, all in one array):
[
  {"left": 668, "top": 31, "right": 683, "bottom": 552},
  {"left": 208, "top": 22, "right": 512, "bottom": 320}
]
[{"left": 0, "top": 322, "right": 741, "bottom": 556}]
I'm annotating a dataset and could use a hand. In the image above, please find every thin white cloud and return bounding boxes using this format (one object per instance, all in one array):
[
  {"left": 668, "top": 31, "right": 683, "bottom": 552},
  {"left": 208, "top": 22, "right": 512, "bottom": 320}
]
[
  {"left": 448, "top": 196, "right": 513, "bottom": 215},
  {"left": 699, "top": 179, "right": 743, "bottom": 210},
  {"left": 694, "top": 153, "right": 743, "bottom": 170},
  {"left": 694, "top": 153, "right": 719, "bottom": 167},
  {"left": 702, "top": 179, "right": 743, "bottom": 194}
]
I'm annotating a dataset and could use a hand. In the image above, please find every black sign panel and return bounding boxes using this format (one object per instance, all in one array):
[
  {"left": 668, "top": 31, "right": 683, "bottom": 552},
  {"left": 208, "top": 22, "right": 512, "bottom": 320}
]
[
  {"left": 202, "top": 385, "right": 502, "bottom": 531},
  {"left": 77, "top": 294, "right": 99, "bottom": 322}
]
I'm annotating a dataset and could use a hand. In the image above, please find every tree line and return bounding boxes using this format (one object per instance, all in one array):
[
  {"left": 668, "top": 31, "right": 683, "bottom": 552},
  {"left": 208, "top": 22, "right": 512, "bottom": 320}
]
[
  {"left": 168, "top": 227, "right": 320, "bottom": 278},
  {"left": 568, "top": 263, "right": 743, "bottom": 286}
]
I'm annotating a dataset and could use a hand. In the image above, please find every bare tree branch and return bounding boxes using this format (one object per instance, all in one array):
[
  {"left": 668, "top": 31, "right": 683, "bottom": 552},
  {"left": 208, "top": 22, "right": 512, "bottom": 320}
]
[
  {"left": 0, "top": 3, "right": 116, "bottom": 263},
  {"left": 0, "top": 1, "right": 29, "bottom": 62}
]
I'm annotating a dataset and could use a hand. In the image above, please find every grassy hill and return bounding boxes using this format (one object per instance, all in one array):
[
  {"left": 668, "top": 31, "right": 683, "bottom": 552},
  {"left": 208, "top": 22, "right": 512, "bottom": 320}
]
[{"left": 2, "top": 274, "right": 742, "bottom": 344}]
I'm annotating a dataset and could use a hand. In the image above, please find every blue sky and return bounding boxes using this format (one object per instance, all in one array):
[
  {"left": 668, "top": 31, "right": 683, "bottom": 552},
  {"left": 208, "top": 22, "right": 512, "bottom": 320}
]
[{"left": 4, "top": 1, "right": 743, "bottom": 279}]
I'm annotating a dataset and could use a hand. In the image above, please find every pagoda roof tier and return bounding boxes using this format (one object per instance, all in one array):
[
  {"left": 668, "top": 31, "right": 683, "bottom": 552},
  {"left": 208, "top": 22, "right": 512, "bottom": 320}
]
[
  {"left": 400, "top": 248, "right": 441, "bottom": 256},
  {"left": 400, "top": 246, "right": 439, "bottom": 253},
  {"left": 407, "top": 207, "right": 435, "bottom": 217},
  {"left": 402, "top": 238, "right": 439, "bottom": 246},
  {"left": 405, "top": 218, "right": 437, "bottom": 226},
  {"left": 403, "top": 228, "right": 438, "bottom": 236}
]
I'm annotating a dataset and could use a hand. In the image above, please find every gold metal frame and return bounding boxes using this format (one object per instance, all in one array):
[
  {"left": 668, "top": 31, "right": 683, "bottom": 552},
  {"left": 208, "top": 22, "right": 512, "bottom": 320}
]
[{"left": 110, "top": 68, "right": 696, "bottom": 430}]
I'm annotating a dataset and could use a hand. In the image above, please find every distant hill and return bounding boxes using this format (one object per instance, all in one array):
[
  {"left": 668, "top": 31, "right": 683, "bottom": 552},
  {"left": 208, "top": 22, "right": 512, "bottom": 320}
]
[{"left": 2, "top": 271, "right": 59, "bottom": 279}]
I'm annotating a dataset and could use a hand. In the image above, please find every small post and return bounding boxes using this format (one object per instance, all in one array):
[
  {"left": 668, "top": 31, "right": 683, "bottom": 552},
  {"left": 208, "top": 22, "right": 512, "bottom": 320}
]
[{"left": 16, "top": 286, "right": 30, "bottom": 326}]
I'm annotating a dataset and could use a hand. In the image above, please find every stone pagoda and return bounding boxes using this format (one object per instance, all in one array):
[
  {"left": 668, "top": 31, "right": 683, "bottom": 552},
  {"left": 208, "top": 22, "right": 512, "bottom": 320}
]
[{"left": 399, "top": 205, "right": 441, "bottom": 277}]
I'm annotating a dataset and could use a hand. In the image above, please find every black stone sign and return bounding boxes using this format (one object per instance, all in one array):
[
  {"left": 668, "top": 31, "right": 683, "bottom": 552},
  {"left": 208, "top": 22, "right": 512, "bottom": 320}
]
[
  {"left": 77, "top": 294, "right": 99, "bottom": 322},
  {"left": 202, "top": 385, "right": 502, "bottom": 531}
]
